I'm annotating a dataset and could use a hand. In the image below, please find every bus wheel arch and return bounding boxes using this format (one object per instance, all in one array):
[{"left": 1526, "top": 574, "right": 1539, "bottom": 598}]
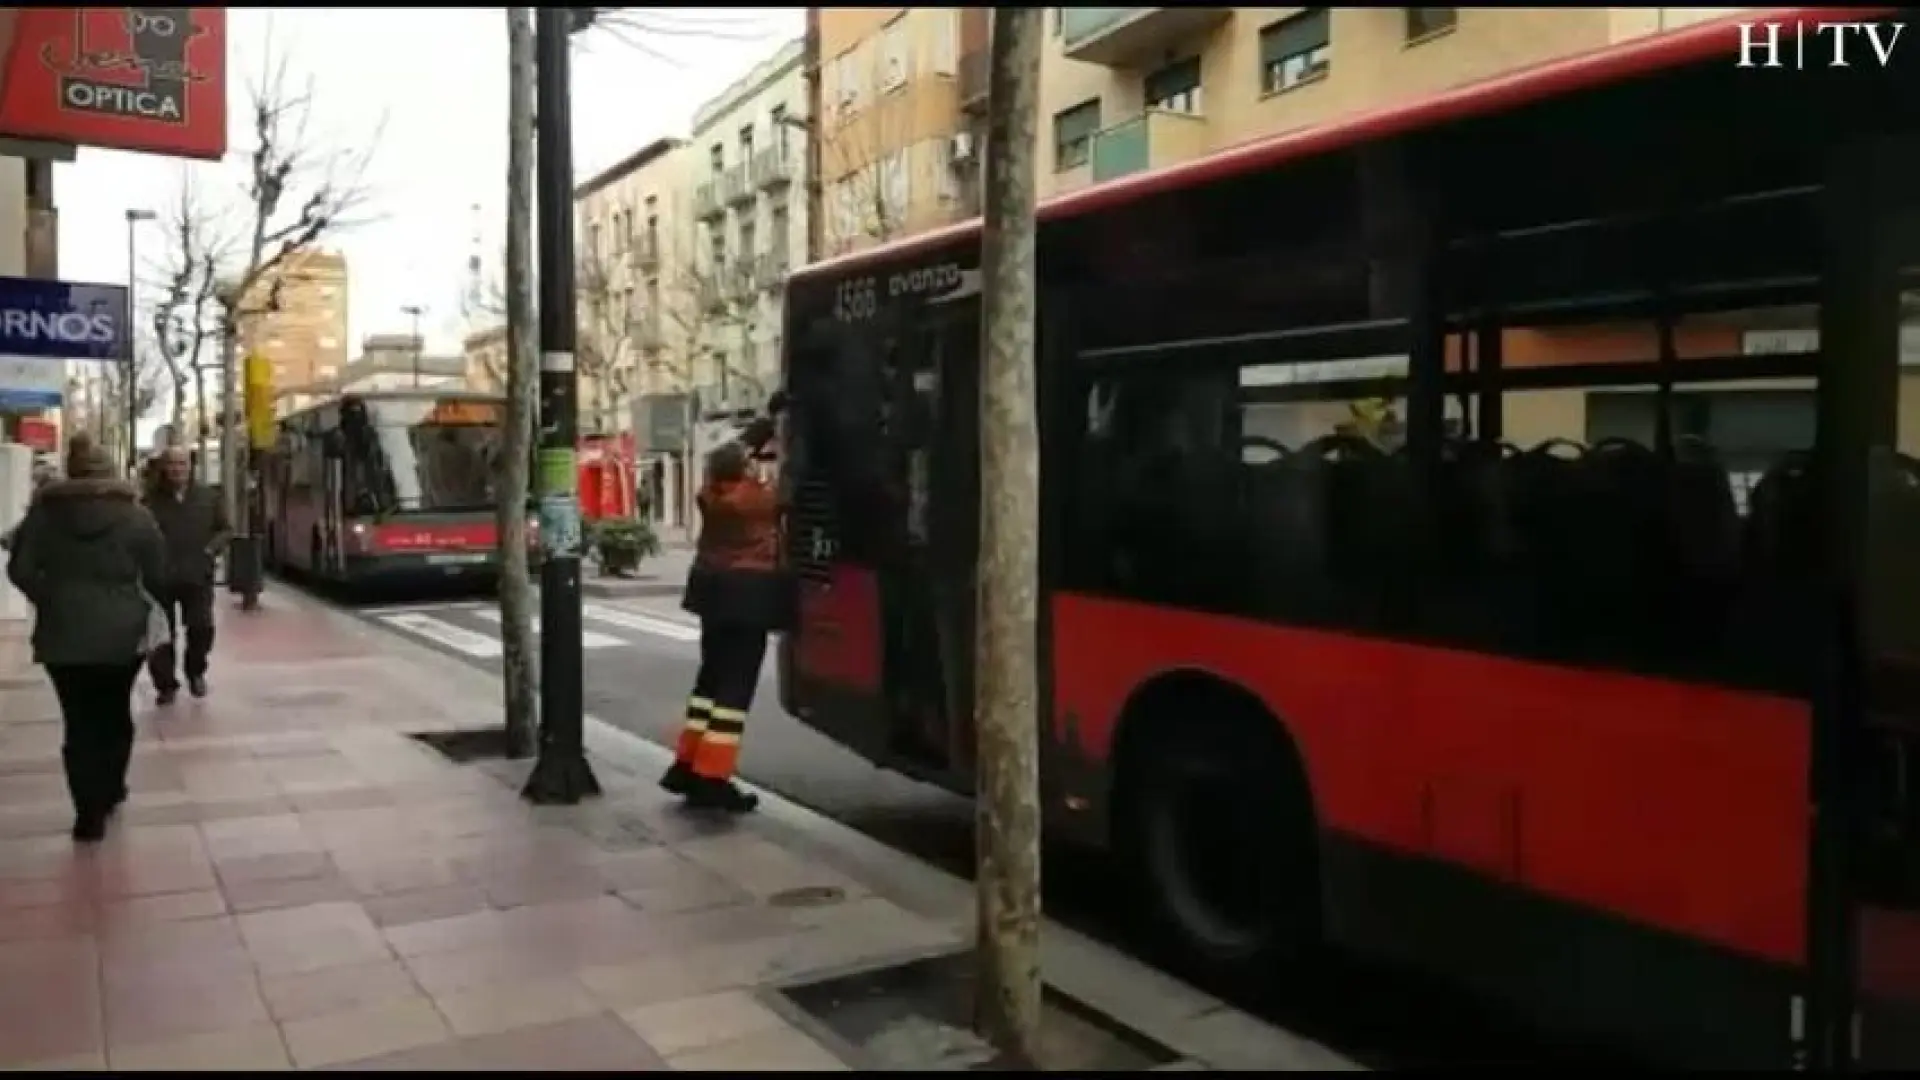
[{"left": 1109, "top": 668, "right": 1323, "bottom": 975}]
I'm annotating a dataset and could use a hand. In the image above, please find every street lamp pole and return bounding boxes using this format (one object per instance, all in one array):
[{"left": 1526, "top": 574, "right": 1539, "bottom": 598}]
[
  {"left": 522, "top": 6, "right": 601, "bottom": 805},
  {"left": 124, "top": 208, "right": 157, "bottom": 472},
  {"left": 401, "top": 304, "right": 426, "bottom": 387}
]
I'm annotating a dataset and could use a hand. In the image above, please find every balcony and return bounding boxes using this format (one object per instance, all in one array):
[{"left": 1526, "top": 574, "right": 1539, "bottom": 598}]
[
  {"left": 631, "top": 313, "right": 665, "bottom": 350},
  {"left": 694, "top": 178, "right": 725, "bottom": 221},
  {"left": 753, "top": 146, "right": 795, "bottom": 191},
  {"left": 724, "top": 164, "right": 755, "bottom": 207},
  {"left": 755, "top": 250, "right": 791, "bottom": 292},
  {"left": 629, "top": 232, "right": 660, "bottom": 272},
  {"left": 1060, "top": 8, "right": 1230, "bottom": 67},
  {"left": 699, "top": 271, "right": 731, "bottom": 313},
  {"left": 958, "top": 47, "right": 990, "bottom": 111},
  {"left": 730, "top": 261, "right": 760, "bottom": 302},
  {"left": 1089, "top": 109, "right": 1210, "bottom": 184}
]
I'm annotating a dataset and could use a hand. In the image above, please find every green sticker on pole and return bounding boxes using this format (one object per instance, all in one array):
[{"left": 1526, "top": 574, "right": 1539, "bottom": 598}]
[{"left": 536, "top": 448, "right": 577, "bottom": 497}]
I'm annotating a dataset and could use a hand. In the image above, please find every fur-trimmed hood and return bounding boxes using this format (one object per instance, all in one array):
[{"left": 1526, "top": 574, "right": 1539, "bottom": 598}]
[{"left": 28, "top": 477, "right": 142, "bottom": 540}]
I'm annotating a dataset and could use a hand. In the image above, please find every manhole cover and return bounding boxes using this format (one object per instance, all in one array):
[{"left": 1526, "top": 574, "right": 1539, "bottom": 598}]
[{"left": 768, "top": 885, "right": 847, "bottom": 909}]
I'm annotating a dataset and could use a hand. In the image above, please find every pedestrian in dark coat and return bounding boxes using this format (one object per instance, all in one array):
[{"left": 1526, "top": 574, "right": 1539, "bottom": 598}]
[
  {"left": 142, "top": 445, "right": 231, "bottom": 704},
  {"left": 5, "top": 433, "right": 166, "bottom": 841},
  {"left": 659, "top": 433, "right": 787, "bottom": 813}
]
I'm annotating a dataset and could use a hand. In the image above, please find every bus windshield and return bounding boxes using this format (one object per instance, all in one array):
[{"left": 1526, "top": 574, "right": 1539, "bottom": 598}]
[{"left": 358, "top": 397, "right": 501, "bottom": 512}]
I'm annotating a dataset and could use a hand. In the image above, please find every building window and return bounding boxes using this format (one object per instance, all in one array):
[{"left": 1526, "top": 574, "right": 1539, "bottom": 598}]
[
  {"left": 881, "top": 149, "right": 910, "bottom": 220},
  {"left": 881, "top": 16, "right": 910, "bottom": 92},
  {"left": 709, "top": 143, "right": 725, "bottom": 175},
  {"left": 1405, "top": 7, "right": 1457, "bottom": 41},
  {"left": 769, "top": 104, "right": 789, "bottom": 154},
  {"left": 1053, "top": 99, "right": 1101, "bottom": 172},
  {"left": 318, "top": 336, "right": 338, "bottom": 350},
  {"left": 1259, "top": 9, "right": 1331, "bottom": 95},
  {"left": 739, "top": 123, "right": 755, "bottom": 161},
  {"left": 831, "top": 50, "right": 863, "bottom": 114},
  {"left": 1144, "top": 56, "right": 1202, "bottom": 115},
  {"left": 929, "top": 9, "right": 957, "bottom": 76}
]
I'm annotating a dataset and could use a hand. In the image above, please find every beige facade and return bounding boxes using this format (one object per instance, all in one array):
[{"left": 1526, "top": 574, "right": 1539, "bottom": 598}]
[
  {"left": 1038, "top": 7, "right": 1751, "bottom": 198},
  {"left": 574, "top": 137, "right": 691, "bottom": 436},
  {"left": 812, "top": 8, "right": 978, "bottom": 256},
  {"left": 685, "top": 37, "right": 808, "bottom": 414},
  {"left": 235, "top": 248, "right": 350, "bottom": 399},
  {"left": 462, "top": 324, "right": 507, "bottom": 396}
]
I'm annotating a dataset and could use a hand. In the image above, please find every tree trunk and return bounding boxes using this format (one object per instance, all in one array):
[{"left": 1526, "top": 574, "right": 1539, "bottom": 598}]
[
  {"left": 972, "top": 6, "right": 1044, "bottom": 1067},
  {"left": 192, "top": 364, "right": 210, "bottom": 479},
  {"left": 497, "top": 4, "right": 540, "bottom": 759}
]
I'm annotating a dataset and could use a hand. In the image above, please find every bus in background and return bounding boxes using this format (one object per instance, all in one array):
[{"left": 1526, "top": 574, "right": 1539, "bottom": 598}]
[
  {"left": 261, "top": 389, "right": 515, "bottom": 591},
  {"left": 776, "top": 9, "right": 1920, "bottom": 1069}
]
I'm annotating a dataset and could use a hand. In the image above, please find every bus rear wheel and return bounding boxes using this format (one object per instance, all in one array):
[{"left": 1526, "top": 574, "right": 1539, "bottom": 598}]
[{"left": 1121, "top": 714, "right": 1320, "bottom": 982}]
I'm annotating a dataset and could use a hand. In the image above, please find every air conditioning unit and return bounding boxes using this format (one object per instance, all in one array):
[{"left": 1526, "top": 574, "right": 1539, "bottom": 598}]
[{"left": 947, "top": 132, "right": 976, "bottom": 167}]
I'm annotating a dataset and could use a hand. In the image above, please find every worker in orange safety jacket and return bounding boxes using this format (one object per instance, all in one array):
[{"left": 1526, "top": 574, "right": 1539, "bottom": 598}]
[{"left": 659, "top": 420, "right": 789, "bottom": 813}]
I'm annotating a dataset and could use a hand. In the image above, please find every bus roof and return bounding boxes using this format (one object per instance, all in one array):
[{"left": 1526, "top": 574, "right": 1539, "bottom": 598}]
[{"left": 789, "top": 5, "right": 1892, "bottom": 282}]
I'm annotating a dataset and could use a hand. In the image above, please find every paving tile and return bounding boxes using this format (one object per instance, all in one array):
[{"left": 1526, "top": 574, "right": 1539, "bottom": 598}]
[
  {"left": 0, "top": 1049, "right": 106, "bottom": 1071},
  {"left": 278, "top": 993, "right": 451, "bottom": 1069},
  {"left": 200, "top": 814, "right": 316, "bottom": 861},
  {"left": 260, "top": 958, "right": 423, "bottom": 1023},
  {"left": 221, "top": 870, "right": 359, "bottom": 915},
  {"left": 238, "top": 901, "right": 391, "bottom": 976},
  {"left": 104, "top": 966, "right": 271, "bottom": 1046},
  {"left": 430, "top": 973, "right": 603, "bottom": 1037},
  {"left": 0, "top": 902, "right": 92, "bottom": 943},
  {"left": 619, "top": 990, "right": 791, "bottom": 1057},
  {"left": 97, "top": 888, "right": 227, "bottom": 929},
  {"left": 213, "top": 850, "right": 333, "bottom": 885},
  {"left": 448, "top": 1012, "right": 669, "bottom": 1071},
  {"left": 382, "top": 907, "right": 511, "bottom": 958},
  {"left": 402, "top": 942, "right": 580, "bottom": 997},
  {"left": 665, "top": 1023, "right": 850, "bottom": 1071},
  {"left": 105, "top": 1022, "right": 290, "bottom": 1071},
  {"left": 359, "top": 883, "right": 490, "bottom": 929}
]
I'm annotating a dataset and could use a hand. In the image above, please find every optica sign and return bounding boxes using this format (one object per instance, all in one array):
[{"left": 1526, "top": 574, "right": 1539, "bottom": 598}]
[{"left": 0, "top": 9, "right": 227, "bottom": 161}]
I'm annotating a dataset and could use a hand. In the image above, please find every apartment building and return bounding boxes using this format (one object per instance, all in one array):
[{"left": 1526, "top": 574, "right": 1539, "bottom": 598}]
[
  {"left": 686, "top": 37, "right": 808, "bottom": 415},
  {"left": 575, "top": 136, "right": 690, "bottom": 436},
  {"left": 1038, "top": 7, "right": 1745, "bottom": 197},
  {"left": 810, "top": 9, "right": 975, "bottom": 256},
  {"left": 235, "top": 248, "right": 350, "bottom": 397}
]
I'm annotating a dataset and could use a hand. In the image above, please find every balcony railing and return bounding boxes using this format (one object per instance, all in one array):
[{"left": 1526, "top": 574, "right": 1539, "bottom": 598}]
[
  {"left": 753, "top": 146, "right": 795, "bottom": 190},
  {"left": 694, "top": 178, "right": 725, "bottom": 220},
  {"left": 1089, "top": 108, "right": 1210, "bottom": 183},
  {"left": 755, "top": 250, "right": 791, "bottom": 291},
  {"left": 628, "top": 232, "right": 660, "bottom": 272},
  {"left": 724, "top": 163, "right": 755, "bottom": 206},
  {"left": 1060, "top": 8, "right": 1231, "bottom": 66},
  {"left": 958, "top": 48, "right": 990, "bottom": 110}
]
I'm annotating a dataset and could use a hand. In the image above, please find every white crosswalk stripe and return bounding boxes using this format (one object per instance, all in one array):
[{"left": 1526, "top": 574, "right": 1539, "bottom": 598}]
[
  {"left": 581, "top": 602, "right": 701, "bottom": 643},
  {"left": 369, "top": 601, "right": 701, "bottom": 659},
  {"left": 378, "top": 612, "right": 503, "bottom": 658},
  {"left": 472, "top": 608, "right": 626, "bottom": 649}
]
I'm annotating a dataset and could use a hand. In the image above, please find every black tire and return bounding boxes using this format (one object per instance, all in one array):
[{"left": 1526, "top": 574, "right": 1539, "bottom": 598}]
[{"left": 1120, "top": 716, "right": 1320, "bottom": 981}]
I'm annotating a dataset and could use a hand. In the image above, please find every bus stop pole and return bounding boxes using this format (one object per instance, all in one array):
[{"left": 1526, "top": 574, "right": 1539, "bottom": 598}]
[{"left": 522, "top": 6, "right": 601, "bottom": 805}]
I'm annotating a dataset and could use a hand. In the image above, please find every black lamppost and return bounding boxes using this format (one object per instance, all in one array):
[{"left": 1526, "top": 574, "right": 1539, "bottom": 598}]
[{"left": 522, "top": 6, "right": 602, "bottom": 804}]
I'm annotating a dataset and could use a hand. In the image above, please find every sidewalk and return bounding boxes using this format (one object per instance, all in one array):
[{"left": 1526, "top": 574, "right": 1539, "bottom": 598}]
[
  {"left": 0, "top": 589, "right": 1355, "bottom": 1072},
  {"left": 581, "top": 542, "right": 692, "bottom": 602}
]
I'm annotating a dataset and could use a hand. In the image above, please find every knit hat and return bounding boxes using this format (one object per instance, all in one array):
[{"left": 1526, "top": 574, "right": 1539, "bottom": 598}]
[{"left": 63, "top": 432, "right": 116, "bottom": 480}]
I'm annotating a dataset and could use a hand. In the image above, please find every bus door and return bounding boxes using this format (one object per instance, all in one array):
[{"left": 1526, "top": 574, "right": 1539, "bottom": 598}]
[
  {"left": 877, "top": 312, "right": 975, "bottom": 773},
  {"left": 1821, "top": 131, "right": 1920, "bottom": 1071}
]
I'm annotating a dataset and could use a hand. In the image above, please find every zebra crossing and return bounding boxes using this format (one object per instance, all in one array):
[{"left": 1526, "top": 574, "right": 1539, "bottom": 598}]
[{"left": 367, "top": 599, "right": 701, "bottom": 661}]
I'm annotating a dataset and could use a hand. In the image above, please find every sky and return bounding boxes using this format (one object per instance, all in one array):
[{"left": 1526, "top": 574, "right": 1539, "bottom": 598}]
[{"left": 56, "top": 6, "right": 803, "bottom": 389}]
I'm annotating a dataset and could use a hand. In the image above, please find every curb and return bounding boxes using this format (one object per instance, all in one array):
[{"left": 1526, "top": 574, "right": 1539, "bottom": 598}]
[{"left": 266, "top": 582, "right": 1364, "bottom": 1072}]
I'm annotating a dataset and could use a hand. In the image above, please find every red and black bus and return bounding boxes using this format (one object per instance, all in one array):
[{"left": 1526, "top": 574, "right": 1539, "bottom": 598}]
[
  {"left": 777, "top": 9, "right": 1920, "bottom": 1068},
  {"left": 261, "top": 389, "right": 512, "bottom": 590}
]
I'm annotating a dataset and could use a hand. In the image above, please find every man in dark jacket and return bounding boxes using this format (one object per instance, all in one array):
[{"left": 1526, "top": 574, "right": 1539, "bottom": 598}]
[
  {"left": 6, "top": 433, "right": 167, "bottom": 840},
  {"left": 143, "top": 445, "right": 231, "bottom": 704}
]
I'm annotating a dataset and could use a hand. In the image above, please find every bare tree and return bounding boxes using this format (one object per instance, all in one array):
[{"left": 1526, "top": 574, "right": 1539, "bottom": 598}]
[
  {"left": 973, "top": 8, "right": 1044, "bottom": 1066},
  {"left": 497, "top": 6, "right": 539, "bottom": 759},
  {"left": 214, "top": 39, "right": 379, "bottom": 567},
  {"left": 574, "top": 245, "right": 639, "bottom": 435},
  {"left": 151, "top": 173, "right": 230, "bottom": 459},
  {"left": 818, "top": 94, "right": 915, "bottom": 254}
]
